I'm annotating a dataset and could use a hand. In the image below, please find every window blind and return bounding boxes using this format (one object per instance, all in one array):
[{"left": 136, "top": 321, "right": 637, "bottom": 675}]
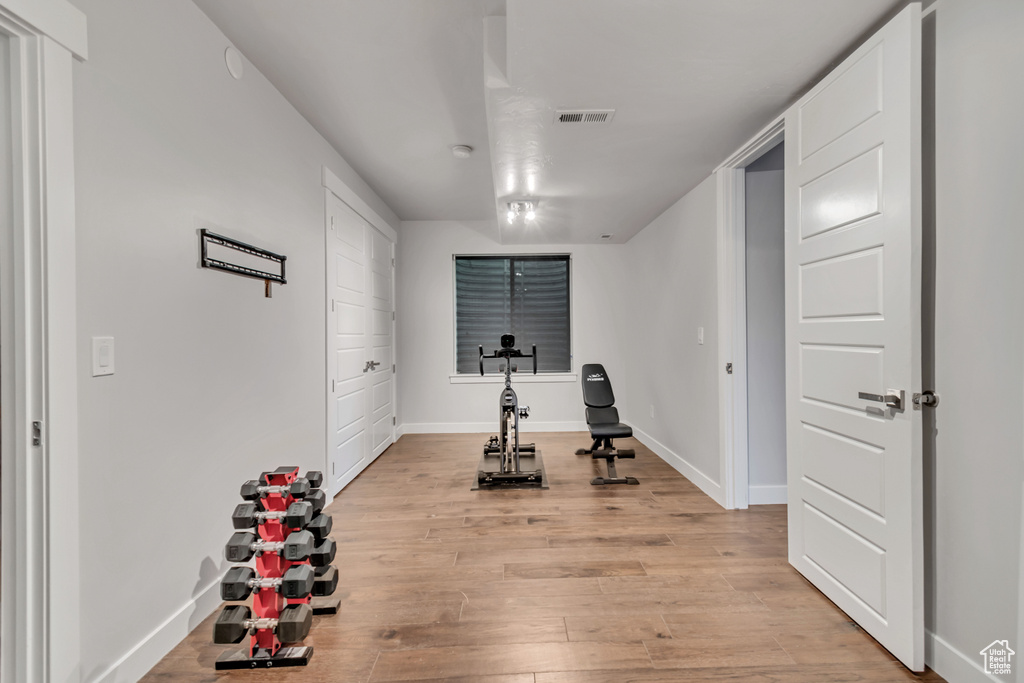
[{"left": 454, "top": 255, "right": 571, "bottom": 373}]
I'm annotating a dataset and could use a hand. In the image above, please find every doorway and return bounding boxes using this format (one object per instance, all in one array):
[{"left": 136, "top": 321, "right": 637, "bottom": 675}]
[{"left": 743, "top": 142, "right": 787, "bottom": 505}]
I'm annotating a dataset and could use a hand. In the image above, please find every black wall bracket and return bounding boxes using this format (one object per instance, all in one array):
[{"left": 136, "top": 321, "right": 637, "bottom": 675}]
[{"left": 200, "top": 229, "right": 286, "bottom": 297}]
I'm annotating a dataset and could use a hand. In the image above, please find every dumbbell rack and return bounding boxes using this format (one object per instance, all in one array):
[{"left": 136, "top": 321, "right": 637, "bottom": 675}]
[{"left": 214, "top": 466, "right": 339, "bottom": 670}]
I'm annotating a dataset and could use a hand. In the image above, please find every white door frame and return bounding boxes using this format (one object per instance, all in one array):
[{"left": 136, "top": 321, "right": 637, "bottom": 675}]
[
  {"left": 0, "top": 1, "right": 85, "bottom": 681},
  {"left": 715, "top": 117, "right": 784, "bottom": 510}
]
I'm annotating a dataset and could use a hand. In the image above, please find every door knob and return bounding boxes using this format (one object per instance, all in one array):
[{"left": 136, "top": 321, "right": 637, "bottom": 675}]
[{"left": 858, "top": 389, "right": 904, "bottom": 410}]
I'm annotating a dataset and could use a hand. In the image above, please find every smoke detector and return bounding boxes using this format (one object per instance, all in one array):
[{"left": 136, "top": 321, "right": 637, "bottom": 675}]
[{"left": 554, "top": 109, "right": 616, "bottom": 125}]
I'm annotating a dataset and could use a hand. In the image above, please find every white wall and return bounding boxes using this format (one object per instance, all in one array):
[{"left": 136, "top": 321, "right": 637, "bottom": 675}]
[
  {"left": 744, "top": 145, "right": 787, "bottom": 499},
  {"left": 70, "top": 0, "right": 397, "bottom": 680},
  {"left": 395, "top": 220, "right": 630, "bottom": 434},
  {"left": 926, "top": 0, "right": 1024, "bottom": 679},
  {"left": 620, "top": 177, "right": 723, "bottom": 502}
]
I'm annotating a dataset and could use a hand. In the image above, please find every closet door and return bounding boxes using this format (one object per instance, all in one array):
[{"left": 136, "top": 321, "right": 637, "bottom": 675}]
[
  {"left": 326, "top": 192, "right": 393, "bottom": 496},
  {"left": 367, "top": 228, "right": 395, "bottom": 460}
]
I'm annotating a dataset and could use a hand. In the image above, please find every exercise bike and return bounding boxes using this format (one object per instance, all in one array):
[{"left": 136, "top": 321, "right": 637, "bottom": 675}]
[{"left": 472, "top": 334, "right": 548, "bottom": 490}]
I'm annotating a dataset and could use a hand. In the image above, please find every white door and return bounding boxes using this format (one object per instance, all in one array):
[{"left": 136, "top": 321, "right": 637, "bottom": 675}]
[
  {"left": 327, "top": 192, "right": 369, "bottom": 497},
  {"left": 325, "top": 192, "right": 394, "bottom": 496},
  {"left": 784, "top": 4, "right": 923, "bottom": 671},
  {"left": 367, "top": 228, "right": 395, "bottom": 459}
]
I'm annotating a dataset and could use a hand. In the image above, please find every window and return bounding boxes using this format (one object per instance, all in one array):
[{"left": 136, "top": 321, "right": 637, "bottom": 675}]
[{"left": 454, "top": 255, "right": 571, "bottom": 374}]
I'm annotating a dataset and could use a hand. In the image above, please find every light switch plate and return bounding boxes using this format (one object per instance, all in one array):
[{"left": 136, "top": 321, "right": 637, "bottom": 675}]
[
  {"left": 697, "top": 327, "right": 704, "bottom": 345},
  {"left": 92, "top": 337, "right": 115, "bottom": 376}
]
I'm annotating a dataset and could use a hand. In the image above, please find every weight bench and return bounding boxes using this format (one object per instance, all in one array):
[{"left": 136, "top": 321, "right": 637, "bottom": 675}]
[{"left": 576, "top": 363, "right": 639, "bottom": 485}]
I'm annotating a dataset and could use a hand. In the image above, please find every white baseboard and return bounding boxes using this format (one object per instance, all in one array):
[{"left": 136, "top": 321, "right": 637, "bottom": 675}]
[
  {"left": 748, "top": 484, "right": 787, "bottom": 505},
  {"left": 399, "top": 421, "right": 588, "bottom": 435},
  {"left": 89, "top": 569, "right": 226, "bottom": 683},
  {"left": 631, "top": 427, "right": 726, "bottom": 508},
  {"left": 927, "top": 630, "right": 1003, "bottom": 683}
]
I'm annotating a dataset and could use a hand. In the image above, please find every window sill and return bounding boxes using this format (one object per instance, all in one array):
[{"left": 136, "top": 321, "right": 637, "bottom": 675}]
[{"left": 450, "top": 373, "right": 578, "bottom": 385}]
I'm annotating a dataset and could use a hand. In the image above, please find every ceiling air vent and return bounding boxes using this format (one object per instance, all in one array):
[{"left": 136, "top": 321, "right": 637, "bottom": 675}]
[{"left": 554, "top": 109, "right": 615, "bottom": 125}]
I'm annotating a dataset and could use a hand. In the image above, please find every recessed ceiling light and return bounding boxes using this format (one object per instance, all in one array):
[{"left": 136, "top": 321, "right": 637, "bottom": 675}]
[
  {"left": 451, "top": 145, "right": 473, "bottom": 159},
  {"left": 600, "top": 234, "right": 613, "bottom": 240}
]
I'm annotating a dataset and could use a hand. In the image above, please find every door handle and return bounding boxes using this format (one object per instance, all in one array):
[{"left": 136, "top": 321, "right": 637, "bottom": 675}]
[
  {"left": 364, "top": 360, "right": 381, "bottom": 373},
  {"left": 858, "top": 389, "right": 904, "bottom": 411}
]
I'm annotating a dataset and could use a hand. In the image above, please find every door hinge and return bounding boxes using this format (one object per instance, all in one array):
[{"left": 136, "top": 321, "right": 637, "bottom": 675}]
[
  {"left": 725, "top": 363, "right": 733, "bottom": 375},
  {"left": 330, "top": 215, "right": 335, "bottom": 229},
  {"left": 391, "top": 257, "right": 395, "bottom": 267},
  {"left": 392, "top": 416, "right": 396, "bottom": 426},
  {"left": 331, "top": 300, "right": 335, "bottom": 312},
  {"left": 31, "top": 421, "right": 42, "bottom": 446},
  {"left": 392, "top": 364, "right": 396, "bottom": 373},
  {"left": 392, "top": 311, "right": 395, "bottom": 321},
  {"left": 331, "top": 379, "right": 335, "bottom": 393}
]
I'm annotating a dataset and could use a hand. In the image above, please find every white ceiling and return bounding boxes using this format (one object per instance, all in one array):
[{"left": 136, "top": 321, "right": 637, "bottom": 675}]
[{"left": 193, "top": 0, "right": 901, "bottom": 243}]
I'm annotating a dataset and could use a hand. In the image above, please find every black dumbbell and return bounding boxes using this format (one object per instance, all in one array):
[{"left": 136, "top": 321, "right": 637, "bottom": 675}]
[
  {"left": 259, "top": 470, "right": 323, "bottom": 490},
  {"left": 312, "top": 565, "right": 339, "bottom": 597},
  {"left": 306, "top": 513, "right": 332, "bottom": 542},
  {"left": 303, "top": 471, "right": 323, "bottom": 489},
  {"left": 240, "top": 478, "right": 311, "bottom": 501},
  {"left": 221, "top": 564, "right": 315, "bottom": 601},
  {"left": 224, "top": 530, "right": 315, "bottom": 563},
  {"left": 309, "top": 538, "right": 337, "bottom": 567},
  {"left": 232, "top": 500, "right": 312, "bottom": 530},
  {"left": 304, "top": 488, "right": 327, "bottom": 514},
  {"left": 213, "top": 603, "right": 312, "bottom": 644}
]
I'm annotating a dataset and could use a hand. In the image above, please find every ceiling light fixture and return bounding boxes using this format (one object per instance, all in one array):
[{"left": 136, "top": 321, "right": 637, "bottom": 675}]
[
  {"left": 506, "top": 201, "right": 536, "bottom": 224},
  {"left": 451, "top": 145, "right": 473, "bottom": 159}
]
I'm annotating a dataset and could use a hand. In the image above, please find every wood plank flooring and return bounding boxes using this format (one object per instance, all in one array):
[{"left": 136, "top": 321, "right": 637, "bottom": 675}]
[{"left": 141, "top": 432, "right": 945, "bottom": 682}]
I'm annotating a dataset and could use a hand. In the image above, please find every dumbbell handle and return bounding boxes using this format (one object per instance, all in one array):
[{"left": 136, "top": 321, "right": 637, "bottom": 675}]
[
  {"left": 246, "top": 576, "right": 286, "bottom": 592},
  {"left": 242, "top": 617, "right": 281, "bottom": 632},
  {"left": 255, "top": 485, "right": 292, "bottom": 495},
  {"left": 256, "top": 510, "right": 291, "bottom": 522},
  {"left": 248, "top": 539, "right": 286, "bottom": 555}
]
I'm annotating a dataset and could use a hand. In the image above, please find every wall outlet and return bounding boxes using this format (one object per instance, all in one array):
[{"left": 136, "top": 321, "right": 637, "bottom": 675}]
[
  {"left": 698, "top": 327, "right": 704, "bottom": 345},
  {"left": 650, "top": 404, "right": 655, "bottom": 419}
]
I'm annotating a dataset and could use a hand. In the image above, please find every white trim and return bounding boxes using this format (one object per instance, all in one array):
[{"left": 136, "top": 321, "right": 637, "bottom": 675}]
[
  {"left": 632, "top": 426, "right": 726, "bottom": 508},
  {"left": 926, "top": 631, "right": 1001, "bottom": 683},
  {"left": 715, "top": 117, "right": 786, "bottom": 172},
  {"left": 0, "top": 6, "right": 82, "bottom": 681},
  {"left": 0, "top": 0, "right": 86, "bottom": 59},
  {"left": 715, "top": 116, "right": 784, "bottom": 511},
  {"left": 90, "top": 572, "right": 226, "bottom": 683},
  {"left": 748, "top": 484, "right": 787, "bottom": 505},
  {"left": 450, "top": 373, "right": 577, "bottom": 384},
  {"left": 399, "top": 421, "right": 588, "bottom": 435},
  {"left": 716, "top": 166, "right": 746, "bottom": 510},
  {"left": 322, "top": 165, "right": 398, "bottom": 243},
  {"left": 39, "top": 34, "right": 80, "bottom": 683}
]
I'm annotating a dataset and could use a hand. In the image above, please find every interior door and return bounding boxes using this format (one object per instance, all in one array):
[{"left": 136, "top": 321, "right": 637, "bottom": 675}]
[
  {"left": 784, "top": 4, "right": 923, "bottom": 671},
  {"left": 367, "top": 228, "right": 395, "bottom": 459},
  {"left": 326, "top": 192, "right": 370, "bottom": 497}
]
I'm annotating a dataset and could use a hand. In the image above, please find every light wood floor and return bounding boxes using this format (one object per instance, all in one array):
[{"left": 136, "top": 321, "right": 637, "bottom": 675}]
[{"left": 143, "top": 432, "right": 945, "bottom": 682}]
